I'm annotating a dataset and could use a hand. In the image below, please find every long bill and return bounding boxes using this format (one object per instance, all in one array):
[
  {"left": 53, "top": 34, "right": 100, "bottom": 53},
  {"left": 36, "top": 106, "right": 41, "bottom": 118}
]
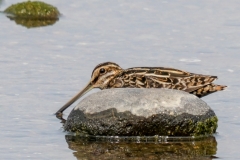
[{"left": 55, "top": 82, "right": 93, "bottom": 114}]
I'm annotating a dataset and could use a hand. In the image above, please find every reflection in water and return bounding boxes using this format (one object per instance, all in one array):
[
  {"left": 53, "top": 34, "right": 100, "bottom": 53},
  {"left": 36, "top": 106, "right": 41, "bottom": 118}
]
[
  {"left": 65, "top": 135, "right": 217, "bottom": 159},
  {"left": 6, "top": 16, "right": 58, "bottom": 28}
]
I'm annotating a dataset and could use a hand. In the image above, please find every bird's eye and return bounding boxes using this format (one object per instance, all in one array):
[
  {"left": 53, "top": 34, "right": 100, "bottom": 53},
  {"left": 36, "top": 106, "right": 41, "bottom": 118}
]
[{"left": 99, "top": 68, "right": 106, "bottom": 74}]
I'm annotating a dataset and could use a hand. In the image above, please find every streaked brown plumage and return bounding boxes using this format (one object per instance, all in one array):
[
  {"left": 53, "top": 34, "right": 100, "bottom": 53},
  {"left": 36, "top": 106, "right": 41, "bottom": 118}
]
[{"left": 56, "top": 62, "right": 226, "bottom": 115}]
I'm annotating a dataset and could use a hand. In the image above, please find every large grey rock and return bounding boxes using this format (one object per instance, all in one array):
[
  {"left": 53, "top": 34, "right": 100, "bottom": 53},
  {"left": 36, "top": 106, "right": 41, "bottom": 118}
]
[{"left": 64, "top": 88, "right": 217, "bottom": 136}]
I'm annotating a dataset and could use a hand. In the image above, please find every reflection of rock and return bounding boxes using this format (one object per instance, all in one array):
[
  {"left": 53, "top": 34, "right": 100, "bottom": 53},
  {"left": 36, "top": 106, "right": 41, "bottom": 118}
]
[
  {"left": 64, "top": 88, "right": 218, "bottom": 136},
  {"left": 65, "top": 135, "right": 217, "bottom": 159},
  {"left": 7, "top": 16, "right": 58, "bottom": 28}
]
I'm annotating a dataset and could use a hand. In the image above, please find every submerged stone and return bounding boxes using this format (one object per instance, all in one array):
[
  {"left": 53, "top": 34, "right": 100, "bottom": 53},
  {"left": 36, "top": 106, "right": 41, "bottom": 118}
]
[
  {"left": 4, "top": 1, "right": 60, "bottom": 19},
  {"left": 64, "top": 88, "right": 218, "bottom": 136}
]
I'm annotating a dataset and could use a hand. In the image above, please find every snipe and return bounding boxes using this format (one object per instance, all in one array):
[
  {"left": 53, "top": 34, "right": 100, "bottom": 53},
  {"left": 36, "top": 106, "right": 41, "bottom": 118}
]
[{"left": 56, "top": 62, "right": 226, "bottom": 115}]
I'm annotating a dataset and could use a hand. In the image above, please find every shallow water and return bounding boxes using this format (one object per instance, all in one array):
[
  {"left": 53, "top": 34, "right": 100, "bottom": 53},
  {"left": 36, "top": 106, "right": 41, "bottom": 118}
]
[{"left": 0, "top": 0, "right": 240, "bottom": 159}]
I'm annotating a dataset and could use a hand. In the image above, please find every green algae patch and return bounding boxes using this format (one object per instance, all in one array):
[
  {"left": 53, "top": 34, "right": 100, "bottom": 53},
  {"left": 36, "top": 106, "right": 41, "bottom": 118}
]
[
  {"left": 3, "top": 1, "right": 60, "bottom": 28},
  {"left": 4, "top": 1, "right": 60, "bottom": 19},
  {"left": 192, "top": 116, "right": 218, "bottom": 136},
  {"left": 166, "top": 116, "right": 218, "bottom": 137}
]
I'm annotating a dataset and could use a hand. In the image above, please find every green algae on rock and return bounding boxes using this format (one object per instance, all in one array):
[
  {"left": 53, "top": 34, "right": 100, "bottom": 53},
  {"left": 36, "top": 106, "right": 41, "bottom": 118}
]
[
  {"left": 193, "top": 116, "right": 218, "bottom": 136},
  {"left": 4, "top": 1, "right": 60, "bottom": 19}
]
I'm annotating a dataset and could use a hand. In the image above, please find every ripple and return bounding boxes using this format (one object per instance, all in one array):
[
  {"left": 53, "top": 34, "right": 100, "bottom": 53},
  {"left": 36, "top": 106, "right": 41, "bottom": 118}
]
[{"left": 179, "top": 58, "right": 201, "bottom": 62}]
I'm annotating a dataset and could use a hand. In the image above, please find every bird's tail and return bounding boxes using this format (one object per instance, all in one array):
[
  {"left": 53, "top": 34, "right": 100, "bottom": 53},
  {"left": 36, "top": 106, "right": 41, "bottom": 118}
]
[{"left": 191, "top": 84, "right": 227, "bottom": 98}]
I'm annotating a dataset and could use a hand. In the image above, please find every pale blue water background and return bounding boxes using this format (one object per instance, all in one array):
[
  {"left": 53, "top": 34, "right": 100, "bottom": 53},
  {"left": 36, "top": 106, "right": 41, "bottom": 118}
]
[{"left": 0, "top": 0, "right": 240, "bottom": 159}]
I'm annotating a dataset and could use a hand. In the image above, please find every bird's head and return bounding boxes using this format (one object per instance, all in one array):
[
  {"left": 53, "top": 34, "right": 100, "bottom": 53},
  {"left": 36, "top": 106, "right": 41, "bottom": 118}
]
[
  {"left": 56, "top": 62, "right": 122, "bottom": 114},
  {"left": 90, "top": 62, "right": 122, "bottom": 89}
]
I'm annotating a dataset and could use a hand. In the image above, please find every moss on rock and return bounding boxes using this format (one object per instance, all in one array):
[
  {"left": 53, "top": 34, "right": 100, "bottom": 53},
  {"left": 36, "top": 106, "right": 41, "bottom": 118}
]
[
  {"left": 4, "top": 1, "right": 60, "bottom": 19},
  {"left": 193, "top": 116, "right": 218, "bottom": 136}
]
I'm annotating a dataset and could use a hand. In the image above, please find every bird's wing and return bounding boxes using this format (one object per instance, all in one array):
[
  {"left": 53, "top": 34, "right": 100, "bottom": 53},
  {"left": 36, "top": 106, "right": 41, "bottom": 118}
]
[{"left": 124, "top": 67, "right": 218, "bottom": 92}]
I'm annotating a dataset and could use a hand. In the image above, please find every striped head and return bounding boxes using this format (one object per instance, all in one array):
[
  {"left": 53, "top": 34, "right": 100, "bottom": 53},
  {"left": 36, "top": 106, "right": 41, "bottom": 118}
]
[
  {"left": 90, "top": 62, "right": 122, "bottom": 89},
  {"left": 56, "top": 62, "right": 122, "bottom": 114}
]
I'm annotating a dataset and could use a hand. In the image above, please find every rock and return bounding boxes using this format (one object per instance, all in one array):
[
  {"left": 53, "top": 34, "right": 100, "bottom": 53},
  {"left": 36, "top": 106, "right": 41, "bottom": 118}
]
[
  {"left": 3, "top": 1, "right": 60, "bottom": 28},
  {"left": 64, "top": 88, "right": 218, "bottom": 136},
  {"left": 4, "top": 1, "right": 60, "bottom": 19}
]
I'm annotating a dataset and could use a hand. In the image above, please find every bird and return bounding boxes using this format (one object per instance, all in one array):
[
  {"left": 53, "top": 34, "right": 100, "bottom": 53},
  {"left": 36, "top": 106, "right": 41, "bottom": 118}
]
[{"left": 56, "top": 62, "right": 226, "bottom": 115}]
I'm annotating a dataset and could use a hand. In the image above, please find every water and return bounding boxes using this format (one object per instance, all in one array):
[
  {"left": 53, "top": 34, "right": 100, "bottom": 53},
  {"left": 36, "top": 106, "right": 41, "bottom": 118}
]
[{"left": 0, "top": 0, "right": 240, "bottom": 159}]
